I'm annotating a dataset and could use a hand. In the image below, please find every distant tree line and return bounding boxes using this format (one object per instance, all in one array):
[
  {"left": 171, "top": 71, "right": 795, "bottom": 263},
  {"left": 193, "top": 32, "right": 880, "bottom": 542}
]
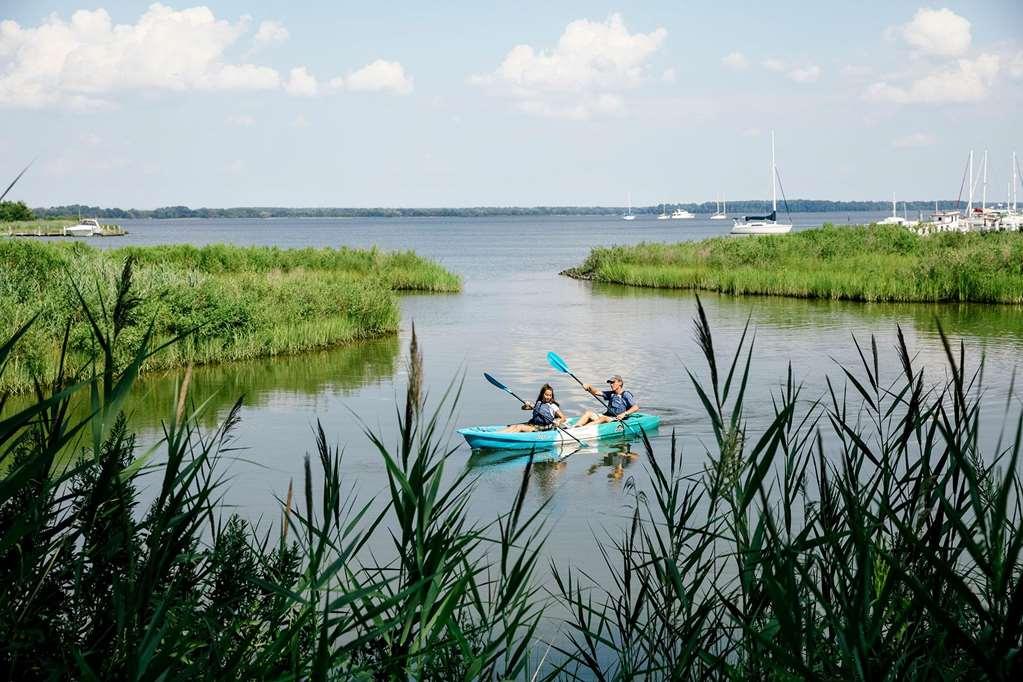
[
  {"left": 30, "top": 200, "right": 971, "bottom": 220},
  {"left": 0, "top": 201, "right": 34, "bottom": 221}
]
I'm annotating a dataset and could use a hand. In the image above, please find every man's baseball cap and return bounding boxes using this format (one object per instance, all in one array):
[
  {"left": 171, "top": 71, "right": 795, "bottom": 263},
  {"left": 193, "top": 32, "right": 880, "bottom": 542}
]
[{"left": 606, "top": 374, "right": 623, "bottom": 384}]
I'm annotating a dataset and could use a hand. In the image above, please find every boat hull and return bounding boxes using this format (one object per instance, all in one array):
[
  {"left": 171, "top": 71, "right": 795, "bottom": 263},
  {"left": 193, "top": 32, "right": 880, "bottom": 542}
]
[
  {"left": 458, "top": 413, "right": 660, "bottom": 451},
  {"left": 731, "top": 221, "right": 793, "bottom": 235}
]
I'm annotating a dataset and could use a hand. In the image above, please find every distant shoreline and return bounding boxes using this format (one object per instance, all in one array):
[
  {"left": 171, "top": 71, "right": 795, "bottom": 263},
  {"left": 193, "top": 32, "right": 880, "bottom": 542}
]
[{"left": 31, "top": 201, "right": 968, "bottom": 220}]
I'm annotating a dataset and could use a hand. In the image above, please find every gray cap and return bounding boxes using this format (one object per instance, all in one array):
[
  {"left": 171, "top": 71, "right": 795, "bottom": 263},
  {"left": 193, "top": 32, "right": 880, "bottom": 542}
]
[{"left": 606, "top": 374, "right": 623, "bottom": 384}]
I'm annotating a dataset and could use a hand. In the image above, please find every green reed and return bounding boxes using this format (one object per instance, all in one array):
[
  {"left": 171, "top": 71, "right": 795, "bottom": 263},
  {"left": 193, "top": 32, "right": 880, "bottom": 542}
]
[
  {"left": 0, "top": 261, "right": 542, "bottom": 679},
  {"left": 0, "top": 240, "right": 460, "bottom": 394},
  {"left": 567, "top": 224, "right": 1023, "bottom": 304},
  {"left": 548, "top": 296, "right": 1022, "bottom": 680}
]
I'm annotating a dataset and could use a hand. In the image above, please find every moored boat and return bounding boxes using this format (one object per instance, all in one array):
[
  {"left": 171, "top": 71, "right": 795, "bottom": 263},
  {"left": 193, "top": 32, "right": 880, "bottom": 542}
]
[{"left": 458, "top": 412, "right": 660, "bottom": 450}]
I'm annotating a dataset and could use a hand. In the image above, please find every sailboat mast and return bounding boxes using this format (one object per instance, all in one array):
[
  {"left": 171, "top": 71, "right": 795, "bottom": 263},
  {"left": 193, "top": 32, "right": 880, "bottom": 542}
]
[
  {"left": 967, "top": 150, "right": 974, "bottom": 213},
  {"left": 892, "top": 191, "right": 896, "bottom": 217},
  {"left": 771, "top": 130, "right": 777, "bottom": 213},
  {"left": 982, "top": 149, "right": 988, "bottom": 210},
  {"left": 1014, "top": 151, "right": 1018, "bottom": 211}
]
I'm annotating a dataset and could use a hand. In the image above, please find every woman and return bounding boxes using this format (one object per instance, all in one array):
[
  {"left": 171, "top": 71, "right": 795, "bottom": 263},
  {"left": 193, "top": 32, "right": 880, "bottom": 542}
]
[{"left": 503, "top": 383, "right": 568, "bottom": 432}]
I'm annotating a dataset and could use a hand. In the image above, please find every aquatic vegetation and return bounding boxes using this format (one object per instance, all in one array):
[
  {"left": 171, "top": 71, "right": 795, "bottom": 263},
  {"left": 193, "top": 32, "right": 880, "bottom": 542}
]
[
  {"left": 567, "top": 224, "right": 1023, "bottom": 304},
  {"left": 549, "top": 297, "right": 1023, "bottom": 679},
  {"left": 0, "top": 240, "right": 460, "bottom": 393},
  {"left": 2, "top": 266, "right": 1019, "bottom": 679},
  {"left": 0, "top": 266, "right": 542, "bottom": 679}
]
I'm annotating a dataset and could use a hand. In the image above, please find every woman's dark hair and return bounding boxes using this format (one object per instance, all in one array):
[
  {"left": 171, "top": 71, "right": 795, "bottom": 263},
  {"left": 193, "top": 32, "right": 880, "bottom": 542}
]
[{"left": 535, "top": 383, "right": 558, "bottom": 407}]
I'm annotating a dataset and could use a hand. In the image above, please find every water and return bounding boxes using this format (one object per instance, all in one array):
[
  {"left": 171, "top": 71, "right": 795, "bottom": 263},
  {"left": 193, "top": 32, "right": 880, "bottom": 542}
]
[{"left": 82, "top": 213, "right": 1022, "bottom": 583}]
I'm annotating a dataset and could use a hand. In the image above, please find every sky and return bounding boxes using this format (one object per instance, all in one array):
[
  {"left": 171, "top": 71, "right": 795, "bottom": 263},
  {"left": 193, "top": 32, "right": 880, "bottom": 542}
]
[{"left": 1, "top": 1, "right": 1022, "bottom": 208}]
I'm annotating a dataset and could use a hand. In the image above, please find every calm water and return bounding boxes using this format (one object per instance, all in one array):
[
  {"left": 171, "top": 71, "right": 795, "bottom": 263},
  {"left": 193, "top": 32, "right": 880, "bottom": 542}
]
[{"left": 80, "top": 214, "right": 1021, "bottom": 589}]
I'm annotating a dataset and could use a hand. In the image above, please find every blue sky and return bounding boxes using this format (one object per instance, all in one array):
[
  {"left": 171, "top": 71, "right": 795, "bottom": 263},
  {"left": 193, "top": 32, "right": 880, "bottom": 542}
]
[{"left": 2, "top": 1, "right": 1021, "bottom": 207}]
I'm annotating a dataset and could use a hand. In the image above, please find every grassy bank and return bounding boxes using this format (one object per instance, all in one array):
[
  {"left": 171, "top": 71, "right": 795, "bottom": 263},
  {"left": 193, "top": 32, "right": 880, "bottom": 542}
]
[
  {"left": 2, "top": 273, "right": 1019, "bottom": 679},
  {"left": 566, "top": 224, "right": 1023, "bottom": 304},
  {"left": 0, "top": 240, "right": 460, "bottom": 393}
]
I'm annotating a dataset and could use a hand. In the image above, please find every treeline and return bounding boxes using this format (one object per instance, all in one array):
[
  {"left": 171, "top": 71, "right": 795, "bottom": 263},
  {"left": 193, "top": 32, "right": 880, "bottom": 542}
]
[
  {"left": 31, "top": 200, "right": 967, "bottom": 220},
  {"left": 0, "top": 201, "right": 33, "bottom": 221}
]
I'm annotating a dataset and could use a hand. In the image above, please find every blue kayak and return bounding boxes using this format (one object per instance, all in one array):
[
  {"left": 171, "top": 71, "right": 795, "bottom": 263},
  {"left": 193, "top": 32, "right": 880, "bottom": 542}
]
[{"left": 458, "top": 413, "right": 660, "bottom": 450}]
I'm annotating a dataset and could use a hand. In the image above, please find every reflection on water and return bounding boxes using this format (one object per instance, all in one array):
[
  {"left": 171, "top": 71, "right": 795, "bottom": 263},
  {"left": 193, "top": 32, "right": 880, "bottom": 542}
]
[
  {"left": 5, "top": 335, "right": 400, "bottom": 433},
  {"left": 132, "top": 335, "right": 399, "bottom": 429},
  {"left": 592, "top": 282, "right": 1023, "bottom": 342},
  {"left": 467, "top": 435, "right": 651, "bottom": 496}
]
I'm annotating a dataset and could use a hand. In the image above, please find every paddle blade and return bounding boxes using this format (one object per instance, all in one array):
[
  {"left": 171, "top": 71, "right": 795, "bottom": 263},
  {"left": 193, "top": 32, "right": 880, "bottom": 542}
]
[
  {"left": 547, "top": 351, "right": 570, "bottom": 374},
  {"left": 483, "top": 372, "right": 509, "bottom": 392}
]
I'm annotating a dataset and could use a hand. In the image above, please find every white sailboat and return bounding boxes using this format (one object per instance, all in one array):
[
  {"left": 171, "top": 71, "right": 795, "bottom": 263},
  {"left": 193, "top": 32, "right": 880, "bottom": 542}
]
[
  {"left": 623, "top": 192, "right": 636, "bottom": 221},
  {"left": 731, "top": 131, "right": 793, "bottom": 235},
  {"left": 710, "top": 194, "right": 727, "bottom": 220},
  {"left": 657, "top": 203, "right": 669, "bottom": 220},
  {"left": 878, "top": 192, "right": 907, "bottom": 225},
  {"left": 670, "top": 207, "right": 694, "bottom": 219}
]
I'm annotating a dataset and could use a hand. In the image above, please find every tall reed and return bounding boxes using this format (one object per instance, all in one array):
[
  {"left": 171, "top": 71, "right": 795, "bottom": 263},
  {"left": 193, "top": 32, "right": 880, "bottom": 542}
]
[
  {"left": 0, "top": 240, "right": 460, "bottom": 394},
  {"left": 549, "top": 296, "right": 1022, "bottom": 679},
  {"left": 0, "top": 260, "right": 543, "bottom": 679},
  {"left": 567, "top": 224, "right": 1023, "bottom": 304}
]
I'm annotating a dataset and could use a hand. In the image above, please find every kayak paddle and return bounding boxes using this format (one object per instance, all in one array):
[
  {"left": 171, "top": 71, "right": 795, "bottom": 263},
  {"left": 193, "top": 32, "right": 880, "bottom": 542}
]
[
  {"left": 545, "top": 352, "right": 641, "bottom": 437},
  {"left": 483, "top": 372, "right": 587, "bottom": 447}
]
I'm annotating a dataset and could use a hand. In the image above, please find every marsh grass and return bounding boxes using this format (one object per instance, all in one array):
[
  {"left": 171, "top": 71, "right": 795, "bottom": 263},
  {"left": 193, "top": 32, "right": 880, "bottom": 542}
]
[
  {"left": 0, "top": 262, "right": 542, "bottom": 679},
  {"left": 548, "top": 296, "right": 1023, "bottom": 680},
  {"left": 0, "top": 240, "right": 460, "bottom": 394},
  {"left": 567, "top": 224, "right": 1023, "bottom": 304}
]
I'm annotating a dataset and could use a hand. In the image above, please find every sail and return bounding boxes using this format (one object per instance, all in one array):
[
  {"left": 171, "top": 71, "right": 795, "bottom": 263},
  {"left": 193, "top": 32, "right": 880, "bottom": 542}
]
[{"left": 742, "top": 210, "right": 776, "bottom": 222}]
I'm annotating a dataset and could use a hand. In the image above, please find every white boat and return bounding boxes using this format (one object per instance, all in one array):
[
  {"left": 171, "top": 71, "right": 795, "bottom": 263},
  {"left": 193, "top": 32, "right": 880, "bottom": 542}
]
[
  {"left": 623, "top": 192, "right": 636, "bottom": 221},
  {"left": 63, "top": 218, "right": 101, "bottom": 237},
  {"left": 731, "top": 131, "right": 793, "bottom": 235},
  {"left": 657, "top": 203, "right": 669, "bottom": 220},
  {"left": 710, "top": 195, "right": 727, "bottom": 220},
  {"left": 878, "top": 192, "right": 908, "bottom": 226},
  {"left": 670, "top": 208, "right": 694, "bottom": 219}
]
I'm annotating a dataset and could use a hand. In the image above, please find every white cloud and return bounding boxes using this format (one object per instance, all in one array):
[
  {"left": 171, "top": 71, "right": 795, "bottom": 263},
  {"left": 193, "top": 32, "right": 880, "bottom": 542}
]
[
  {"left": 284, "top": 66, "right": 318, "bottom": 96},
  {"left": 866, "top": 53, "right": 1000, "bottom": 104},
  {"left": 760, "top": 57, "right": 820, "bottom": 83},
  {"left": 661, "top": 67, "right": 676, "bottom": 83},
  {"left": 722, "top": 52, "right": 748, "bottom": 70},
  {"left": 1010, "top": 51, "right": 1023, "bottom": 79},
  {"left": 0, "top": 5, "right": 293, "bottom": 108},
  {"left": 291, "top": 114, "right": 309, "bottom": 128},
  {"left": 518, "top": 93, "right": 625, "bottom": 120},
  {"left": 253, "top": 20, "right": 289, "bottom": 47},
  {"left": 225, "top": 159, "right": 245, "bottom": 174},
  {"left": 226, "top": 114, "right": 256, "bottom": 127},
  {"left": 787, "top": 65, "right": 821, "bottom": 83},
  {"left": 895, "top": 8, "right": 971, "bottom": 57},
  {"left": 892, "top": 132, "right": 936, "bottom": 148},
  {"left": 344, "top": 59, "right": 414, "bottom": 94},
  {"left": 472, "top": 13, "right": 666, "bottom": 119},
  {"left": 79, "top": 132, "right": 102, "bottom": 147},
  {"left": 841, "top": 65, "right": 873, "bottom": 78}
]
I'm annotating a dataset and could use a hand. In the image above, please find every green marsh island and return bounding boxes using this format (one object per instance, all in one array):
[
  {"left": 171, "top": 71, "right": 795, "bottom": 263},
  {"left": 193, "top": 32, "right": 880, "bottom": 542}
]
[
  {"left": 565, "top": 224, "right": 1023, "bottom": 304},
  {"left": 0, "top": 240, "right": 459, "bottom": 394}
]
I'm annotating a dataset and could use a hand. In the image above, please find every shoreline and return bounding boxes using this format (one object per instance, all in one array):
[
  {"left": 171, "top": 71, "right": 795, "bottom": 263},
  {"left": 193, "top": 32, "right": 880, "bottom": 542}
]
[{"left": 564, "top": 224, "right": 1023, "bottom": 305}]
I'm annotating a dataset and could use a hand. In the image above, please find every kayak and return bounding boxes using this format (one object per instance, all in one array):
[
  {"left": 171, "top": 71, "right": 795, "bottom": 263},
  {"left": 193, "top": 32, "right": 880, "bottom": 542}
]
[{"left": 457, "top": 413, "right": 660, "bottom": 451}]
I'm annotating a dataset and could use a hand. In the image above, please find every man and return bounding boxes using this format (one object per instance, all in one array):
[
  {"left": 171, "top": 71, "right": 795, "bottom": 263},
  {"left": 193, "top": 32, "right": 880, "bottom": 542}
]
[{"left": 574, "top": 374, "right": 638, "bottom": 427}]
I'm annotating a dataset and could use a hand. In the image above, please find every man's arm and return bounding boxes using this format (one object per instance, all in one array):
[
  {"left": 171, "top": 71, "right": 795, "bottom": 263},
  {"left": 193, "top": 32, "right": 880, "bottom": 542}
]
[{"left": 582, "top": 383, "right": 602, "bottom": 397}]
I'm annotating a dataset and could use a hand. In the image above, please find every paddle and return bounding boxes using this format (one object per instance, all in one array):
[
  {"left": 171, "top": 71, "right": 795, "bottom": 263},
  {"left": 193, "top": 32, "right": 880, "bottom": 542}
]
[
  {"left": 545, "top": 351, "right": 642, "bottom": 437},
  {"left": 483, "top": 372, "right": 587, "bottom": 447}
]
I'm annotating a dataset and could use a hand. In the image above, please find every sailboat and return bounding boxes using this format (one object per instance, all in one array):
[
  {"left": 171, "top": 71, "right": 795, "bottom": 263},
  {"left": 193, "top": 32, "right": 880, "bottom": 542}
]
[
  {"left": 710, "top": 194, "right": 727, "bottom": 220},
  {"left": 731, "top": 131, "right": 793, "bottom": 235},
  {"left": 878, "top": 192, "right": 907, "bottom": 225},
  {"left": 623, "top": 192, "right": 636, "bottom": 221},
  {"left": 657, "top": 203, "right": 669, "bottom": 220}
]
